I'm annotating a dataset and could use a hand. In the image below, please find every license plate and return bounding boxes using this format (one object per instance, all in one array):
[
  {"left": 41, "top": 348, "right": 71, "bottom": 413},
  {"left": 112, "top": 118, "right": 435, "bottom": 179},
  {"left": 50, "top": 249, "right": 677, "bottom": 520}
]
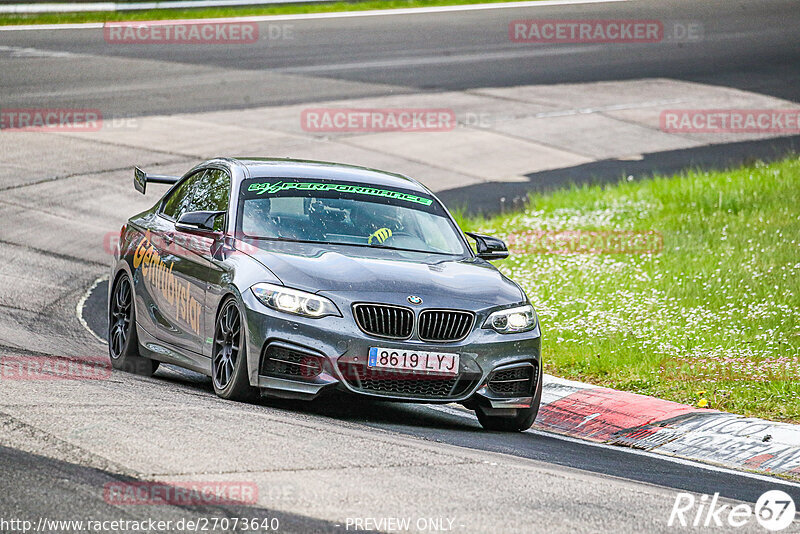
[{"left": 368, "top": 347, "right": 459, "bottom": 376}]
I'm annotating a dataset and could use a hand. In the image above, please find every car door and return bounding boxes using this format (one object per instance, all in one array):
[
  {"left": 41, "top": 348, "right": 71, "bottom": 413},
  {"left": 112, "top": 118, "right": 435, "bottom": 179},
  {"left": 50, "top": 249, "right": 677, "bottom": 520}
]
[
  {"left": 142, "top": 169, "right": 209, "bottom": 356},
  {"left": 175, "top": 167, "right": 232, "bottom": 359}
]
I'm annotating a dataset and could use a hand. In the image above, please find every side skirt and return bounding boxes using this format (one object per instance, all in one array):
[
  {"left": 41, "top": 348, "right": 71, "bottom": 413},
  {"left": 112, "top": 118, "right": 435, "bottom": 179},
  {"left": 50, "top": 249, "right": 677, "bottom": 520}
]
[{"left": 136, "top": 322, "right": 212, "bottom": 376}]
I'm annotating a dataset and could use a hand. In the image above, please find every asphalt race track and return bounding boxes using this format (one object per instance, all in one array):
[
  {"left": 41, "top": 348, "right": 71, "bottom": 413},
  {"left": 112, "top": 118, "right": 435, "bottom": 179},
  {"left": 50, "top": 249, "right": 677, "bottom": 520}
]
[
  {"left": 76, "top": 279, "right": 800, "bottom": 507},
  {"left": 1, "top": 0, "right": 800, "bottom": 531},
  {"left": 1, "top": 0, "right": 799, "bottom": 114}
]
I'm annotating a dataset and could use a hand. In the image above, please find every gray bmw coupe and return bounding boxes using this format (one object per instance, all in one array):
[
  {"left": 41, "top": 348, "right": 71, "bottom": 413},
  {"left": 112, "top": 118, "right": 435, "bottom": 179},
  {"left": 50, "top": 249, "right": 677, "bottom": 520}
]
[{"left": 109, "top": 158, "right": 542, "bottom": 431}]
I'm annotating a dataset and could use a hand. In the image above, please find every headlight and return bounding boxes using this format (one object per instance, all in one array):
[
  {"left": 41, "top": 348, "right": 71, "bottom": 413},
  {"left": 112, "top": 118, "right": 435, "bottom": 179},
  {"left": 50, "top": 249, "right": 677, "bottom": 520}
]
[
  {"left": 251, "top": 283, "right": 341, "bottom": 318},
  {"left": 483, "top": 304, "right": 538, "bottom": 334}
]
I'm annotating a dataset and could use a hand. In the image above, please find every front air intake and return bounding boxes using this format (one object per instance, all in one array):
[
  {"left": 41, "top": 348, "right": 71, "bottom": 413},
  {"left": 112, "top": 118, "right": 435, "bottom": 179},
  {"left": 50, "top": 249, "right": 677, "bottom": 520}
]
[
  {"left": 488, "top": 364, "right": 537, "bottom": 396},
  {"left": 418, "top": 310, "right": 474, "bottom": 342},
  {"left": 353, "top": 304, "right": 414, "bottom": 340},
  {"left": 260, "top": 344, "right": 323, "bottom": 379}
]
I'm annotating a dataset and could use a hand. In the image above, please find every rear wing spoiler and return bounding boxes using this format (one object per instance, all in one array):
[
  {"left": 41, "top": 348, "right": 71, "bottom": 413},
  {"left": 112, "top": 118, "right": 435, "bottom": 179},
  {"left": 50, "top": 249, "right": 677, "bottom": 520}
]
[{"left": 134, "top": 166, "right": 180, "bottom": 195}]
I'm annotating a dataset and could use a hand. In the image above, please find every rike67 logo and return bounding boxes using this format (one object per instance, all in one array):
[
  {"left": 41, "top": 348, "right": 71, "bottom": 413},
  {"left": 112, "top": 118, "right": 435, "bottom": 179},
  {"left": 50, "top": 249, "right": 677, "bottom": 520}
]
[{"left": 669, "top": 490, "right": 797, "bottom": 531}]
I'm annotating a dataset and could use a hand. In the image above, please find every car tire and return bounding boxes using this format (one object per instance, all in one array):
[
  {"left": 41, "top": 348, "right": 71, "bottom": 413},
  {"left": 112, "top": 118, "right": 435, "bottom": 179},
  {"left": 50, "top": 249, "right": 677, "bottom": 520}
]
[
  {"left": 476, "top": 378, "right": 542, "bottom": 432},
  {"left": 108, "top": 273, "right": 159, "bottom": 376},
  {"left": 212, "top": 297, "right": 258, "bottom": 402},
  {"left": 476, "top": 405, "right": 538, "bottom": 432}
]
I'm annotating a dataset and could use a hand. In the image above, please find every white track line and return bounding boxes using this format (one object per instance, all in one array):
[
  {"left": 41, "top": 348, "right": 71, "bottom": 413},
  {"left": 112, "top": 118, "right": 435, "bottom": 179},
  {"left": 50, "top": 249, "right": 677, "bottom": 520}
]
[
  {"left": 0, "top": 44, "right": 80, "bottom": 57},
  {"left": 76, "top": 275, "right": 108, "bottom": 345},
  {"left": 428, "top": 404, "right": 800, "bottom": 490},
  {"left": 0, "top": 0, "right": 628, "bottom": 31}
]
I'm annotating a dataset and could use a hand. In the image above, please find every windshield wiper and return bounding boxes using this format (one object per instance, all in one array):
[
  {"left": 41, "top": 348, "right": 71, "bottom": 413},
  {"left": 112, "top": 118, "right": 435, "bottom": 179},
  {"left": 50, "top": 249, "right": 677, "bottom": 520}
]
[
  {"left": 243, "top": 235, "right": 459, "bottom": 256},
  {"left": 365, "top": 243, "right": 457, "bottom": 256}
]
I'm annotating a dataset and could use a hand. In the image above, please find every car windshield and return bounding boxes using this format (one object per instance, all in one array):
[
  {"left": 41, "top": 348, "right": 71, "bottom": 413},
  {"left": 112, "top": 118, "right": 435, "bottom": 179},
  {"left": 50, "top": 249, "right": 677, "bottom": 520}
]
[{"left": 237, "top": 178, "right": 468, "bottom": 256}]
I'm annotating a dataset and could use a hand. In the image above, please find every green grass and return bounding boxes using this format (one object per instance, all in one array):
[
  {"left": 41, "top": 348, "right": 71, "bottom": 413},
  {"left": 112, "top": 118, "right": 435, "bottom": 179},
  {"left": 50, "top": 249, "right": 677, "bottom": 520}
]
[
  {"left": 0, "top": 0, "right": 531, "bottom": 25},
  {"left": 458, "top": 157, "right": 800, "bottom": 423}
]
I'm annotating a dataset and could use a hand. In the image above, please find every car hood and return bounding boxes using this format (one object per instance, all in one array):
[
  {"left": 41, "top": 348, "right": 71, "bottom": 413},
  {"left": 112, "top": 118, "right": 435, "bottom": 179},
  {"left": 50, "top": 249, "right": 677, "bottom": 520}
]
[{"left": 242, "top": 240, "right": 524, "bottom": 307}]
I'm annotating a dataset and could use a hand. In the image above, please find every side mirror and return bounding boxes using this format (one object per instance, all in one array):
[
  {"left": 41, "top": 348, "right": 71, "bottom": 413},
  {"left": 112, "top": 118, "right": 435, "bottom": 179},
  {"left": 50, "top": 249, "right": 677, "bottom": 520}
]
[
  {"left": 175, "top": 210, "right": 225, "bottom": 234},
  {"left": 466, "top": 232, "right": 509, "bottom": 261}
]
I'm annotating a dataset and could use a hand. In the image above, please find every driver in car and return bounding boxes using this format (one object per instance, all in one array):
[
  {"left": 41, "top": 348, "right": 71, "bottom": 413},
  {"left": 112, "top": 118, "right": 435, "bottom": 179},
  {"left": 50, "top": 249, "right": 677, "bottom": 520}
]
[
  {"left": 242, "top": 198, "right": 280, "bottom": 237},
  {"left": 349, "top": 203, "right": 402, "bottom": 245}
]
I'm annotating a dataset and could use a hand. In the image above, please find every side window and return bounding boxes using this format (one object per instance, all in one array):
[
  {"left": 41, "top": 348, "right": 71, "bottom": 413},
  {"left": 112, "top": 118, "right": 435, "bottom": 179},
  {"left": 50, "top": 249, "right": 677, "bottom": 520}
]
[
  {"left": 161, "top": 170, "right": 207, "bottom": 221},
  {"left": 190, "top": 169, "right": 231, "bottom": 231}
]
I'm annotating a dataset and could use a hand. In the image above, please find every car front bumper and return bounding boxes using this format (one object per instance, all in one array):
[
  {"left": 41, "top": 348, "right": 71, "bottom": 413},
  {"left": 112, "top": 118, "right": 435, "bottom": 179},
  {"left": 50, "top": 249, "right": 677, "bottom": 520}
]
[{"left": 240, "top": 290, "right": 542, "bottom": 408}]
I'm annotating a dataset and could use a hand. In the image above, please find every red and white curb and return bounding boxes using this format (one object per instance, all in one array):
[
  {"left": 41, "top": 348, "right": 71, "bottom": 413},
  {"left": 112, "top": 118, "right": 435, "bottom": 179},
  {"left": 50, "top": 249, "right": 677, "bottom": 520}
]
[{"left": 536, "top": 376, "right": 800, "bottom": 479}]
